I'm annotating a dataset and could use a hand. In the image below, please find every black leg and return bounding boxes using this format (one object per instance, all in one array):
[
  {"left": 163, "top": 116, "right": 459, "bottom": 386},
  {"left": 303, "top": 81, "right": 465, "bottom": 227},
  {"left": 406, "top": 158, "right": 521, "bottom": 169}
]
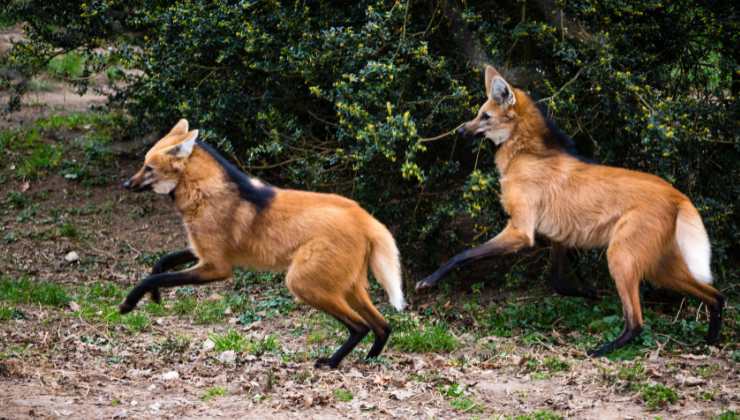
[
  {"left": 416, "top": 241, "right": 505, "bottom": 291},
  {"left": 366, "top": 325, "right": 391, "bottom": 359},
  {"left": 315, "top": 324, "right": 370, "bottom": 369},
  {"left": 151, "top": 249, "right": 197, "bottom": 274},
  {"left": 707, "top": 294, "right": 725, "bottom": 344},
  {"left": 148, "top": 250, "right": 197, "bottom": 304},
  {"left": 588, "top": 325, "right": 642, "bottom": 357},
  {"left": 120, "top": 271, "right": 202, "bottom": 314},
  {"left": 549, "top": 243, "right": 598, "bottom": 299}
]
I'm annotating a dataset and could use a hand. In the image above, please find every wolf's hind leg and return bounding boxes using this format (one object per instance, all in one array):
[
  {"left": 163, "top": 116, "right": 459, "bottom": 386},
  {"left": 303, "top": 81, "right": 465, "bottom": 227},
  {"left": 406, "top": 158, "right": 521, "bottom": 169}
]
[{"left": 549, "top": 242, "right": 598, "bottom": 299}]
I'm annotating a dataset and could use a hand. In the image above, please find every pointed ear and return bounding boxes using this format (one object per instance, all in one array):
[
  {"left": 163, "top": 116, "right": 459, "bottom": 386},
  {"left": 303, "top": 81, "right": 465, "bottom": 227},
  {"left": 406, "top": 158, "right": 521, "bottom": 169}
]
[
  {"left": 169, "top": 119, "right": 189, "bottom": 135},
  {"left": 484, "top": 65, "right": 500, "bottom": 99},
  {"left": 491, "top": 77, "right": 516, "bottom": 107},
  {"left": 166, "top": 130, "right": 198, "bottom": 159}
]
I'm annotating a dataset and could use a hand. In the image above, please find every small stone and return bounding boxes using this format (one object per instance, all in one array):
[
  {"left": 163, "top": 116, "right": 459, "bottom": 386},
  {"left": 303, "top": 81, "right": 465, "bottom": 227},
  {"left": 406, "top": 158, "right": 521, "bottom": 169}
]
[
  {"left": 68, "top": 301, "right": 81, "bottom": 312},
  {"left": 147, "top": 384, "right": 156, "bottom": 391},
  {"left": 218, "top": 350, "right": 236, "bottom": 364},
  {"left": 64, "top": 251, "right": 79, "bottom": 263},
  {"left": 202, "top": 339, "right": 215, "bottom": 351},
  {"left": 160, "top": 371, "right": 179, "bottom": 381}
]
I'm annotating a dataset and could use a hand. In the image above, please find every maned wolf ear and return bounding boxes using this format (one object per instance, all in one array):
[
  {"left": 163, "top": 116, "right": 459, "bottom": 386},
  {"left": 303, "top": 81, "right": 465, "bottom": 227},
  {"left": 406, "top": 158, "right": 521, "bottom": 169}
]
[
  {"left": 169, "top": 119, "right": 189, "bottom": 135},
  {"left": 484, "top": 65, "right": 516, "bottom": 107},
  {"left": 484, "top": 65, "right": 500, "bottom": 97},
  {"left": 491, "top": 77, "right": 516, "bottom": 107},
  {"left": 166, "top": 130, "right": 198, "bottom": 159}
]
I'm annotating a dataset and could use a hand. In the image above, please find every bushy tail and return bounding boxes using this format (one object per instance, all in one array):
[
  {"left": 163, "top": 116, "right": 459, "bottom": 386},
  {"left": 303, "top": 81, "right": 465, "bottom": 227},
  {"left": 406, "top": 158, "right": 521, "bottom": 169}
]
[
  {"left": 368, "top": 219, "right": 406, "bottom": 311},
  {"left": 675, "top": 201, "right": 713, "bottom": 284}
]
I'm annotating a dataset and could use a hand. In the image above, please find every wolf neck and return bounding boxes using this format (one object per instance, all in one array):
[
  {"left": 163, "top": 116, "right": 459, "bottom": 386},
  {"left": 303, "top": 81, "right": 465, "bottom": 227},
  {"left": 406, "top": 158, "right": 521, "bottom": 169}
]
[
  {"left": 173, "top": 145, "right": 275, "bottom": 214},
  {"left": 494, "top": 102, "right": 563, "bottom": 175}
]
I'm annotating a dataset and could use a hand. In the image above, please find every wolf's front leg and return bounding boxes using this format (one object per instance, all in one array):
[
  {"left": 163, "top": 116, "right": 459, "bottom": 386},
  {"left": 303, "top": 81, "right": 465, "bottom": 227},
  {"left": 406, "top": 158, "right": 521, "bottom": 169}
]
[
  {"left": 148, "top": 249, "right": 198, "bottom": 303},
  {"left": 416, "top": 222, "right": 533, "bottom": 291},
  {"left": 119, "top": 263, "right": 229, "bottom": 314}
]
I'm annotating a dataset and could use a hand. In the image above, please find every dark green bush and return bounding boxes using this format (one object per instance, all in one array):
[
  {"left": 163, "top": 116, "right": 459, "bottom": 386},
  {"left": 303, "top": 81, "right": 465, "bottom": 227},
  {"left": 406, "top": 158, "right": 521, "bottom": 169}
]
[{"left": 3, "top": 1, "right": 738, "bottom": 291}]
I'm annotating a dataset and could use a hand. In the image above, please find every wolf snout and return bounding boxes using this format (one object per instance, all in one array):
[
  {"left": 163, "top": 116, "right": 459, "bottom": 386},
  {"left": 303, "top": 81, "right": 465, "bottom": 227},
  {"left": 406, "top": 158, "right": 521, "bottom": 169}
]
[{"left": 122, "top": 178, "right": 132, "bottom": 189}]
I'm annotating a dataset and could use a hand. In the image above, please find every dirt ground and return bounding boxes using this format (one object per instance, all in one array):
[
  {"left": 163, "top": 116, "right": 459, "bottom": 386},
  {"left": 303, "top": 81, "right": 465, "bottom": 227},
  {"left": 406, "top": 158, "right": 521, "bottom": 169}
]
[{"left": 1, "top": 25, "right": 738, "bottom": 420}]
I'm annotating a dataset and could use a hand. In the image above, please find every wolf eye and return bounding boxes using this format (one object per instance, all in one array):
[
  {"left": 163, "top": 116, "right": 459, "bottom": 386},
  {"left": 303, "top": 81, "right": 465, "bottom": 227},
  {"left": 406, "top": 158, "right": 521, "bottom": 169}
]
[
  {"left": 481, "top": 112, "right": 491, "bottom": 120},
  {"left": 144, "top": 165, "right": 153, "bottom": 172}
]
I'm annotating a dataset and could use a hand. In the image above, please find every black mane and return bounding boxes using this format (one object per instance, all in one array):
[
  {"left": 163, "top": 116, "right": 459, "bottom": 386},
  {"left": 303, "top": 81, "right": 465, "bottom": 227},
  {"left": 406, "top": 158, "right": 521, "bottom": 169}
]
[
  {"left": 536, "top": 103, "right": 589, "bottom": 161},
  {"left": 196, "top": 141, "right": 275, "bottom": 210}
]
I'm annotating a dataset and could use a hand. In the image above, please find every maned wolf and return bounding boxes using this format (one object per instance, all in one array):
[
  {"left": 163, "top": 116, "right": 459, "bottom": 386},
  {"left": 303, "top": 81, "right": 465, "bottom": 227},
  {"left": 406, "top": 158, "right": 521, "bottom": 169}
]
[
  {"left": 416, "top": 66, "right": 724, "bottom": 356},
  {"left": 121, "top": 119, "right": 405, "bottom": 368}
]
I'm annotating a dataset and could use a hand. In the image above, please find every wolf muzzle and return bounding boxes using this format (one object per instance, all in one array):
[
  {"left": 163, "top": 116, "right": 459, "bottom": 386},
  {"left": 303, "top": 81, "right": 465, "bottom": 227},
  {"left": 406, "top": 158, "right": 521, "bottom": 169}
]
[{"left": 122, "top": 178, "right": 150, "bottom": 192}]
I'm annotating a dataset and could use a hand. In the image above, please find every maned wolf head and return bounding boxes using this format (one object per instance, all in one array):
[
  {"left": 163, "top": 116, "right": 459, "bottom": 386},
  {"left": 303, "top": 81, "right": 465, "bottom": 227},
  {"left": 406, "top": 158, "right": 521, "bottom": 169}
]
[
  {"left": 122, "top": 119, "right": 197, "bottom": 194},
  {"left": 458, "top": 65, "right": 518, "bottom": 145}
]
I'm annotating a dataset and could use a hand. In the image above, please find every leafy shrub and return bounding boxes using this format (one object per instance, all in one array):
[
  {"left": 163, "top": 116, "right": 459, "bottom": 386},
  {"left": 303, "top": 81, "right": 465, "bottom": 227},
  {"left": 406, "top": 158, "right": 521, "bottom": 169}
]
[{"left": 4, "top": 1, "right": 738, "bottom": 293}]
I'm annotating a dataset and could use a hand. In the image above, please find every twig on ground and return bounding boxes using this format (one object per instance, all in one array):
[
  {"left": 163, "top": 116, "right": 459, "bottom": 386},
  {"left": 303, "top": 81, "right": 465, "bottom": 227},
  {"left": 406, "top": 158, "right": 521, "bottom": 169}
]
[{"left": 672, "top": 298, "right": 686, "bottom": 323}]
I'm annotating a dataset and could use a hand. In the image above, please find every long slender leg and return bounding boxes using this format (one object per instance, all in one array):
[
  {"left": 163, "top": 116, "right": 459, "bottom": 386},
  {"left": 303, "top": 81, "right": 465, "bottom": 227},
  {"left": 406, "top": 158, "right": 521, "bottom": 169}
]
[
  {"left": 120, "top": 265, "right": 228, "bottom": 314},
  {"left": 366, "top": 324, "right": 391, "bottom": 359},
  {"left": 416, "top": 223, "right": 532, "bottom": 291},
  {"left": 588, "top": 246, "right": 643, "bottom": 356},
  {"left": 315, "top": 322, "right": 370, "bottom": 369},
  {"left": 549, "top": 243, "right": 598, "bottom": 299},
  {"left": 707, "top": 294, "right": 724, "bottom": 344},
  {"left": 345, "top": 284, "right": 392, "bottom": 360},
  {"left": 151, "top": 249, "right": 196, "bottom": 274},
  {"left": 149, "top": 249, "right": 197, "bottom": 303}
]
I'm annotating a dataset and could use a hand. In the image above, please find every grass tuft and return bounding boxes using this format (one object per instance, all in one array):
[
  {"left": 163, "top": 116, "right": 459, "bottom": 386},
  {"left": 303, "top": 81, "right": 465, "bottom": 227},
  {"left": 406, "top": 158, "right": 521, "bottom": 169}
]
[
  {"left": 201, "top": 386, "right": 227, "bottom": 402},
  {"left": 0, "top": 276, "right": 70, "bottom": 307},
  {"left": 640, "top": 383, "right": 679, "bottom": 410},
  {"left": 392, "top": 323, "right": 458, "bottom": 353},
  {"left": 333, "top": 388, "right": 353, "bottom": 402}
]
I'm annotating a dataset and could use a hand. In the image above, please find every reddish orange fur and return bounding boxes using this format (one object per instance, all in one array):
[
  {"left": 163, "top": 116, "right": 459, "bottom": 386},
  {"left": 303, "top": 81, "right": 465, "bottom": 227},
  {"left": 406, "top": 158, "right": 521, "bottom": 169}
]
[
  {"left": 423, "top": 66, "right": 723, "bottom": 353},
  {"left": 123, "top": 120, "right": 404, "bottom": 367}
]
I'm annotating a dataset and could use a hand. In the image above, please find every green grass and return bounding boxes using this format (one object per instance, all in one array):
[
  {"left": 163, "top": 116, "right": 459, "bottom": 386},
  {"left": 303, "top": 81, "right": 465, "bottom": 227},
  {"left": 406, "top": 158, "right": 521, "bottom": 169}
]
[
  {"left": 510, "top": 410, "right": 564, "bottom": 420},
  {"left": 541, "top": 356, "right": 569, "bottom": 372},
  {"left": 333, "top": 388, "right": 353, "bottom": 402},
  {"left": 47, "top": 52, "right": 86, "bottom": 79},
  {"left": 72, "top": 282, "right": 154, "bottom": 332},
  {"left": 0, "top": 305, "right": 25, "bottom": 321},
  {"left": 195, "top": 300, "right": 228, "bottom": 324},
  {"left": 0, "top": 276, "right": 70, "bottom": 307},
  {"left": 391, "top": 322, "right": 458, "bottom": 353},
  {"left": 1, "top": 112, "right": 119, "bottom": 182},
  {"left": 154, "top": 335, "right": 191, "bottom": 356},
  {"left": 5, "top": 191, "right": 29, "bottom": 209},
  {"left": 640, "top": 383, "right": 679, "bottom": 410},
  {"left": 449, "top": 396, "right": 482, "bottom": 413},
  {"left": 250, "top": 335, "right": 280, "bottom": 355},
  {"left": 210, "top": 330, "right": 249, "bottom": 352},
  {"left": 209, "top": 329, "right": 281, "bottom": 355},
  {"left": 715, "top": 411, "right": 738, "bottom": 420},
  {"left": 0, "top": 10, "right": 17, "bottom": 28},
  {"left": 438, "top": 383, "right": 483, "bottom": 413},
  {"left": 523, "top": 356, "right": 570, "bottom": 380},
  {"left": 201, "top": 386, "right": 227, "bottom": 402},
  {"left": 479, "top": 294, "right": 716, "bottom": 360},
  {"left": 172, "top": 296, "right": 198, "bottom": 315},
  {"left": 617, "top": 361, "right": 646, "bottom": 382},
  {"left": 58, "top": 222, "right": 79, "bottom": 238}
]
